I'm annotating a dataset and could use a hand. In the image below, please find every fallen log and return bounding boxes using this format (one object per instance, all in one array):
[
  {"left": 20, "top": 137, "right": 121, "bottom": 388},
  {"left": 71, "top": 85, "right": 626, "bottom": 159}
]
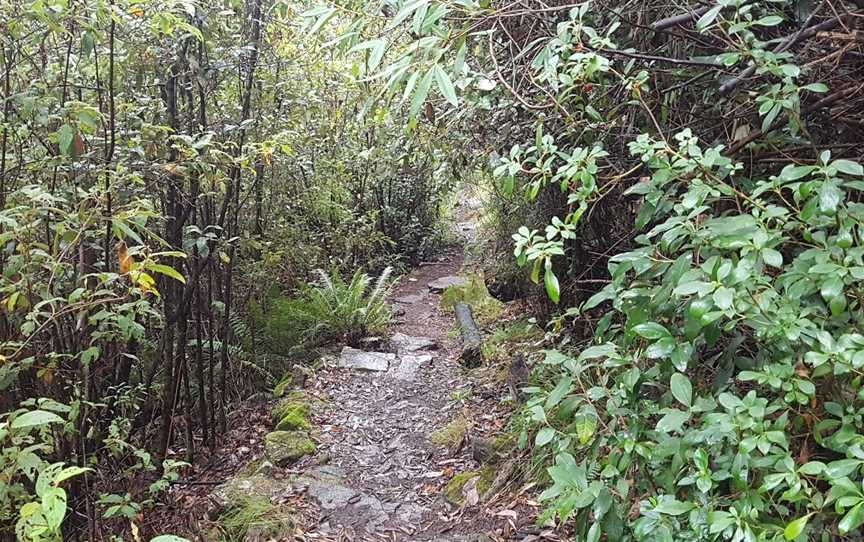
[{"left": 454, "top": 302, "right": 483, "bottom": 367}]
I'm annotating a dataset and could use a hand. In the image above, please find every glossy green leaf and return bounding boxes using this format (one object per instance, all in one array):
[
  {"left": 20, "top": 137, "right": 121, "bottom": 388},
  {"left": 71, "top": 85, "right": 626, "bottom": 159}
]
[{"left": 670, "top": 373, "right": 692, "bottom": 408}]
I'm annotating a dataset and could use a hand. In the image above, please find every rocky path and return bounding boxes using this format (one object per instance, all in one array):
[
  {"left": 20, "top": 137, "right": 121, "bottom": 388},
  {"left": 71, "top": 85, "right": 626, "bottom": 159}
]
[{"left": 297, "top": 256, "right": 487, "bottom": 541}]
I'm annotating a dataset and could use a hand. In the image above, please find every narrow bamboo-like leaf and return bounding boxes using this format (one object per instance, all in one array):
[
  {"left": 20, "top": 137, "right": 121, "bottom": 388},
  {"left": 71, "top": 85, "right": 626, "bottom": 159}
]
[
  {"left": 409, "top": 68, "right": 434, "bottom": 118},
  {"left": 433, "top": 65, "right": 457, "bottom": 106}
]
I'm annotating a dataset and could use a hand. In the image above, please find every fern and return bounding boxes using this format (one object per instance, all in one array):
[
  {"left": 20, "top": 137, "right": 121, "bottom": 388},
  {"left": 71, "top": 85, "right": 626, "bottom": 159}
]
[{"left": 266, "top": 267, "right": 395, "bottom": 348}]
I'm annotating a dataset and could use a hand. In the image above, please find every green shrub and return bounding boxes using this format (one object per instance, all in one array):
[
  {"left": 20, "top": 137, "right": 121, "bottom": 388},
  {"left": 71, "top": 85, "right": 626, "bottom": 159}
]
[
  {"left": 521, "top": 132, "right": 864, "bottom": 540},
  {"left": 264, "top": 267, "right": 394, "bottom": 349}
]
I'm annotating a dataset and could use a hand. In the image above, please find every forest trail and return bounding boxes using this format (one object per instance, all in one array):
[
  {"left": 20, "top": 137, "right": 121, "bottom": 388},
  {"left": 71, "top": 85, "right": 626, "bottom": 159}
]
[
  {"left": 280, "top": 191, "right": 505, "bottom": 541},
  {"left": 296, "top": 254, "right": 491, "bottom": 541}
]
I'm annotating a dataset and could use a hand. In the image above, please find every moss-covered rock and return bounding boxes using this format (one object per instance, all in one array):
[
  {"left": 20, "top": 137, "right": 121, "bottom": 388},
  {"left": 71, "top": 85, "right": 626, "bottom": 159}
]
[
  {"left": 272, "top": 400, "right": 311, "bottom": 431},
  {"left": 273, "top": 377, "right": 293, "bottom": 398},
  {"left": 275, "top": 406, "right": 311, "bottom": 431},
  {"left": 430, "top": 415, "right": 469, "bottom": 450},
  {"left": 217, "top": 493, "right": 295, "bottom": 542},
  {"left": 273, "top": 364, "right": 314, "bottom": 397},
  {"left": 271, "top": 393, "right": 309, "bottom": 422},
  {"left": 212, "top": 474, "right": 292, "bottom": 511},
  {"left": 264, "top": 431, "right": 316, "bottom": 467},
  {"left": 443, "top": 468, "right": 495, "bottom": 505},
  {"left": 441, "top": 273, "right": 504, "bottom": 326}
]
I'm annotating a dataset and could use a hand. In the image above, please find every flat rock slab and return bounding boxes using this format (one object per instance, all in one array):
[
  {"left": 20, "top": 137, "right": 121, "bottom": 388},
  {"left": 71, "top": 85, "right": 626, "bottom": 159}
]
[
  {"left": 428, "top": 275, "right": 468, "bottom": 293},
  {"left": 389, "top": 353, "right": 433, "bottom": 381},
  {"left": 298, "top": 466, "right": 390, "bottom": 533},
  {"left": 339, "top": 347, "right": 394, "bottom": 372},
  {"left": 391, "top": 332, "right": 437, "bottom": 354}
]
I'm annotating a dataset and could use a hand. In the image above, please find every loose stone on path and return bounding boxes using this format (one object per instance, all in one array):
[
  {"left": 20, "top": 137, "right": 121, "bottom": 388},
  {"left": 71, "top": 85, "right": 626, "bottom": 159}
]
[
  {"left": 338, "top": 347, "right": 394, "bottom": 372},
  {"left": 389, "top": 353, "right": 433, "bottom": 381},
  {"left": 390, "top": 332, "right": 437, "bottom": 354},
  {"left": 427, "top": 275, "right": 468, "bottom": 293}
]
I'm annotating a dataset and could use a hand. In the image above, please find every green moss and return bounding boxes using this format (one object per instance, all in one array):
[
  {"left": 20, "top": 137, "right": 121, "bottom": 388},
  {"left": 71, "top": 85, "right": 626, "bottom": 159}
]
[
  {"left": 493, "top": 433, "right": 517, "bottom": 454},
  {"left": 237, "top": 457, "right": 266, "bottom": 478},
  {"left": 273, "top": 376, "right": 293, "bottom": 398},
  {"left": 275, "top": 405, "right": 311, "bottom": 431},
  {"left": 218, "top": 494, "right": 294, "bottom": 542},
  {"left": 430, "top": 415, "right": 469, "bottom": 449},
  {"left": 444, "top": 471, "right": 479, "bottom": 505},
  {"left": 441, "top": 273, "right": 504, "bottom": 326},
  {"left": 270, "top": 391, "right": 319, "bottom": 427},
  {"left": 478, "top": 464, "right": 495, "bottom": 494},
  {"left": 482, "top": 318, "right": 543, "bottom": 362},
  {"left": 264, "top": 431, "right": 316, "bottom": 467}
]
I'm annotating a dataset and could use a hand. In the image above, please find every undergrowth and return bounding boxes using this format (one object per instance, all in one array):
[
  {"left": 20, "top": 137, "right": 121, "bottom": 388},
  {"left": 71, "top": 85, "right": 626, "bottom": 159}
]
[
  {"left": 217, "top": 495, "right": 293, "bottom": 542},
  {"left": 263, "top": 267, "right": 394, "bottom": 350}
]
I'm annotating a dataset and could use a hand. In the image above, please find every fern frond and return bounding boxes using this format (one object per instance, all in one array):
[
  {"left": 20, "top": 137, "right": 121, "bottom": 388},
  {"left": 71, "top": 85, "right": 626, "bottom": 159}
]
[{"left": 368, "top": 266, "right": 393, "bottom": 305}]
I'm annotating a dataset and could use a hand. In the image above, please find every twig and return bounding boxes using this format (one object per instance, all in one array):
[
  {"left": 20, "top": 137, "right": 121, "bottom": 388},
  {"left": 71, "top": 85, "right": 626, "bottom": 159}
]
[
  {"left": 725, "top": 85, "right": 861, "bottom": 154},
  {"left": 719, "top": 8, "right": 844, "bottom": 96}
]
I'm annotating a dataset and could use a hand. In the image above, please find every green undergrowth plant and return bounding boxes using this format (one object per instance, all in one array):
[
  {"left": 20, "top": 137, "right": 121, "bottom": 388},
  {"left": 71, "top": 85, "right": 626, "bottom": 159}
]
[
  {"left": 216, "top": 494, "right": 293, "bottom": 542},
  {"left": 520, "top": 132, "right": 864, "bottom": 540},
  {"left": 482, "top": 318, "right": 544, "bottom": 363},
  {"left": 263, "top": 267, "right": 394, "bottom": 349}
]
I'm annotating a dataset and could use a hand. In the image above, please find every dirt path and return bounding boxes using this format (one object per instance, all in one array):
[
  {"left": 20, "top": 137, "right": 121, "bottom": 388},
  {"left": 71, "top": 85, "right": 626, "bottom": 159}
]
[{"left": 297, "top": 253, "right": 493, "bottom": 541}]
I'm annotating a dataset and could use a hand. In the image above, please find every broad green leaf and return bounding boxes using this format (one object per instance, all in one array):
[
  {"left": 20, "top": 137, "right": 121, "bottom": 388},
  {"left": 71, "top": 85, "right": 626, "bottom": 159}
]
[
  {"left": 42, "top": 487, "right": 67, "bottom": 531},
  {"left": 696, "top": 5, "right": 723, "bottom": 31},
  {"left": 146, "top": 263, "right": 186, "bottom": 283},
  {"left": 784, "top": 514, "right": 811, "bottom": 540},
  {"left": 545, "top": 376, "right": 573, "bottom": 410},
  {"left": 55, "top": 466, "right": 90, "bottom": 485},
  {"left": 58, "top": 124, "right": 75, "bottom": 156},
  {"left": 754, "top": 15, "right": 783, "bottom": 26},
  {"left": 349, "top": 39, "right": 387, "bottom": 72},
  {"left": 656, "top": 409, "right": 690, "bottom": 433},
  {"left": 575, "top": 415, "right": 597, "bottom": 445},
  {"left": 654, "top": 499, "right": 695, "bottom": 515},
  {"left": 11, "top": 410, "right": 64, "bottom": 429},
  {"left": 303, "top": 7, "right": 337, "bottom": 34},
  {"left": 409, "top": 68, "right": 434, "bottom": 118},
  {"left": 820, "top": 276, "right": 843, "bottom": 302},
  {"left": 646, "top": 337, "right": 676, "bottom": 359},
  {"left": 712, "top": 286, "right": 734, "bottom": 310},
  {"left": 633, "top": 322, "right": 670, "bottom": 340},
  {"left": 839, "top": 503, "right": 864, "bottom": 534},
  {"left": 819, "top": 182, "right": 843, "bottom": 215},
  {"left": 535, "top": 426, "right": 556, "bottom": 447},
  {"left": 387, "top": 0, "right": 429, "bottom": 29},
  {"left": 544, "top": 269, "right": 560, "bottom": 304},
  {"left": 762, "top": 248, "right": 783, "bottom": 268},
  {"left": 670, "top": 373, "right": 692, "bottom": 408},
  {"left": 577, "top": 343, "right": 616, "bottom": 361},
  {"left": 834, "top": 159, "right": 864, "bottom": 176}
]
